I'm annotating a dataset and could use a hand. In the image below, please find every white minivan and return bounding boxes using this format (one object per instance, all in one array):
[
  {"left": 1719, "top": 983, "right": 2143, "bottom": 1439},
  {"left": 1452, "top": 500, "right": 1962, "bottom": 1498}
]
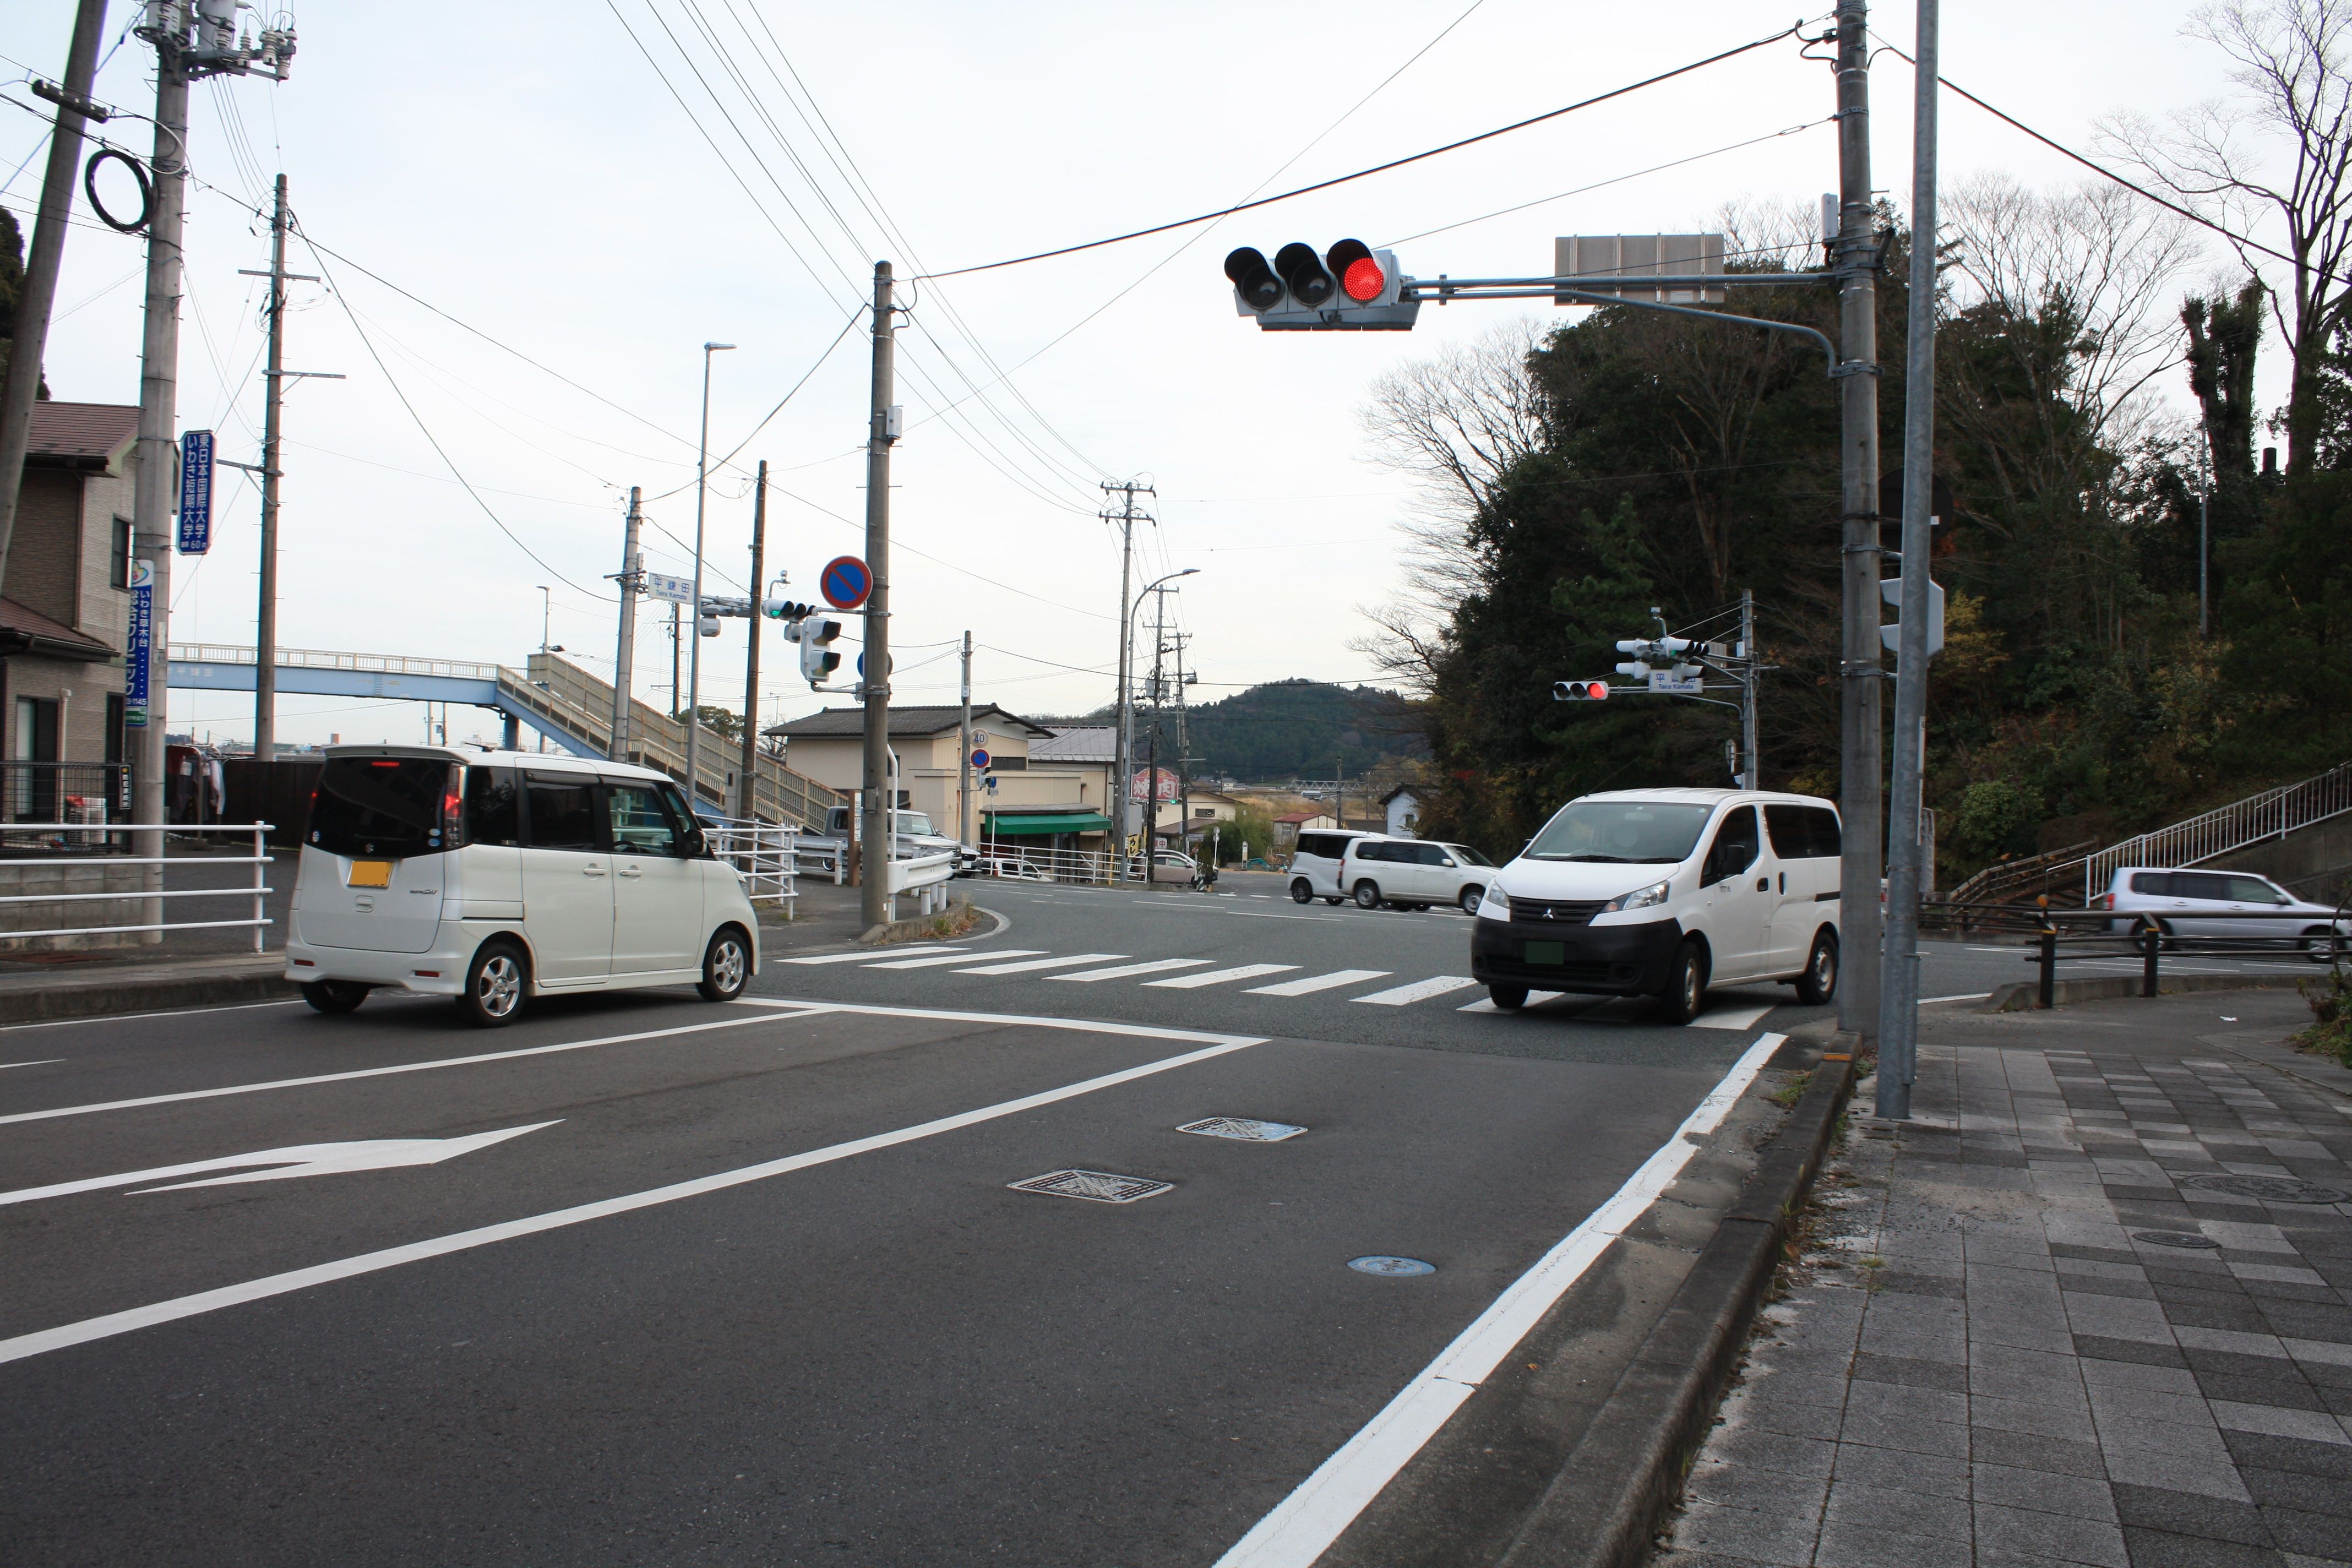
[
  {"left": 1469, "top": 788, "right": 1842, "bottom": 1023},
  {"left": 284, "top": 746, "right": 761, "bottom": 1027}
]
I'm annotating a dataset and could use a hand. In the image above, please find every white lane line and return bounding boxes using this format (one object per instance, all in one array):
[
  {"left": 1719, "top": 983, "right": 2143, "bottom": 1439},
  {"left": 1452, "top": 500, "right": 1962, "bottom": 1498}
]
[
  {"left": 1690, "top": 1002, "right": 1776, "bottom": 1031},
  {"left": 1458, "top": 992, "right": 1564, "bottom": 1013},
  {"left": 0, "top": 1059, "right": 64, "bottom": 1070},
  {"left": 1144, "top": 964, "right": 1299, "bottom": 990},
  {"left": 734, "top": 997, "right": 1252, "bottom": 1047},
  {"left": 1922, "top": 992, "right": 1991, "bottom": 1004},
  {"left": 1050, "top": 959, "right": 1213, "bottom": 983},
  {"left": 954, "top": 952, "right": 1127, "bottom": 976},
  {"left": 782, "top": 949, "right": 969, "bottom": 966},
  {"left": 0, "top": 1025, "right": 1268, "bottom": 1368},
  {"left": 0, "top": 1009, "right": 829, "bottom": 1128},
  {"left": 1245, "top": 970, "right": 1392, "bottom": 997},
  {"left": 1212, "top": 1032, "right": 1785, "bottom": 1568},
  {"left": 1351, "top": 976, "right": 1480, "bottom": 1008},
  {"left": 865, "top": 949, "right": 1044, "bottom": 970},
  {"left": 0, "top": 998, "right": 305, "bottom": 1033}
]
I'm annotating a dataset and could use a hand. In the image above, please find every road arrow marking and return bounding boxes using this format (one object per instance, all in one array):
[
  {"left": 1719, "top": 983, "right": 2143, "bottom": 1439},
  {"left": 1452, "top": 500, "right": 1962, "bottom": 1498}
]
[{"left": 0, "top": 1121, "right": 559, "bottom": 1206}]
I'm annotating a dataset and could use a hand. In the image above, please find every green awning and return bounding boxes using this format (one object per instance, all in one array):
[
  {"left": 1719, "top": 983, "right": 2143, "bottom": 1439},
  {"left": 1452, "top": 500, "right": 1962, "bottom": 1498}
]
[{"left": 983, "top": 811, "right": 1113, "bottom": 836}]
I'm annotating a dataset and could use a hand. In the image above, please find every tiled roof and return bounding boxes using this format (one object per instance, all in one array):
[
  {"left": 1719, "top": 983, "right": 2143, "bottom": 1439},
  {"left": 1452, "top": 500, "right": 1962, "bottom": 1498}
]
[
  {"left": 765, "top": 703, "right": 1052, "bottom": 739},
  {"left": 24, "top": 401, "right": 139, "bottom": 471},
  {"left": 1030, "top": 725, "right": 1114, "bottom": 763},
  {"left": 1274, "top": 810, "right": 1335, "bottom": 824},
  {"left": 0, "top": 596, "right": 112, "bottom": 659}
]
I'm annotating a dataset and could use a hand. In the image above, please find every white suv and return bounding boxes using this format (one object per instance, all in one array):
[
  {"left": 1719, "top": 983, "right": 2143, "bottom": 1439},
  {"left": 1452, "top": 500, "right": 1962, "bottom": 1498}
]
[
  {"left": 1337, "top": 835, "right": 1498, "bottom": 912},
  {"left": 2100, "top": 866, "right": 2346, "bottom": 959},
  {"left": 285, "top": 747, "right": 761, "bottom": 1026}
]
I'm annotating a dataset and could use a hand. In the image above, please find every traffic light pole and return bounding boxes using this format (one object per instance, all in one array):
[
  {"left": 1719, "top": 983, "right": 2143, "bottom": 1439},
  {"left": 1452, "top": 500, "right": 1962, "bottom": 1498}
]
[
  {"left": 1878, "top": 0, "right": 1940, "bottom": 1120},
  {"left": 1834, "top": 0, "right": 1887, "bottom": 1070},
  {"left": 859, "top": 263, "right": 897, "bottom": 932}
]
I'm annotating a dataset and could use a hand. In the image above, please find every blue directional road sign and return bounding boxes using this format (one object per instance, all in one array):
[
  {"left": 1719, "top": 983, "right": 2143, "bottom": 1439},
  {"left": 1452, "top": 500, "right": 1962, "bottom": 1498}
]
[
  {"left": 177, "top": 430, "right": 214, "bottom": 554},
  {"left": 820, "top": 555, "right": 872, "bottom": 611}
]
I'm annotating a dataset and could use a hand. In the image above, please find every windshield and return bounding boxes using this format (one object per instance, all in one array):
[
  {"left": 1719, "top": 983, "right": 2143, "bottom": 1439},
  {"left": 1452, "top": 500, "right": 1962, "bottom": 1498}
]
[
  {"left": 1448, "top": 843, "right": 1494, "bottom": 867},
  {"left": 896, "top": 812, "right": 938, "bottom": 837},
  {"left": 1524, "top": 799, "right": 1713, "bottom": 864},
  {"left": 309, "top": 757, "right": 451, "bottom": 857}
]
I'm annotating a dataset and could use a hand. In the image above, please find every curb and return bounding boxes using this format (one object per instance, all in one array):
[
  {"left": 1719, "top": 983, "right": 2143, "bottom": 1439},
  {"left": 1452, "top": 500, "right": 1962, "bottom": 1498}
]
[
  {"left": 854, "top": 895, "right": 977, "bottom": 946},
  {"left": 1982, "top": 971, "right": 2297, "bottom": 1012},
  {"left": 0, "top": 967, "right": 297, "bottom": 1027},
  {"left": 1498, "top": 1030, "right": 1858, "bottom": 1568}
]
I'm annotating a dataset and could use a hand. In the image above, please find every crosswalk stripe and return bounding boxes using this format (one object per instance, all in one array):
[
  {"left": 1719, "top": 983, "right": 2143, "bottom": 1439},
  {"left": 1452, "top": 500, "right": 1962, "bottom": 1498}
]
[
  {"left": 867, "top": 949, "right": 1044, "bottom": 970},
  {"left": 954, "top": 952, "right": 1127, "bottom": 976},
  {"left": 1144, "top": 963, "right": 1298, "bottom": 990},
  {"left": 1050, "top": 959, "right": 1212, "bottom": 983},
  {"left": 1245, "top": 969, "right": 1391, "bottom": 997},
  {"left": 783, "top": 949, "right": 967, "bottom": 966},
  {"left": 1353, "top": 976, "right": 1480, "bottom": 1007},
  {"left": 1459, "top": 990, "right": 1564, "bottom": 1012}
]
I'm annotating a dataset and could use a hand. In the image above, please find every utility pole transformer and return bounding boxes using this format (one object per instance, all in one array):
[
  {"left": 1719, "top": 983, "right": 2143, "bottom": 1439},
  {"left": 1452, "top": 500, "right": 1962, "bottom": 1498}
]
[
  {"left": 738, "top": 460, "right": 767, "bottom": 820},
  {"left": 611, "top": 487, "right": 643, "bottom": 760},
  {"left": 1833, "top": 0, "right": 1885, "bottom": 1058},
  {"left": 1877, "top": 0, "right": 1941, "bottom": 1120},
  {"left": 859, "top": 263, "right": 898, "bottom": 931}
]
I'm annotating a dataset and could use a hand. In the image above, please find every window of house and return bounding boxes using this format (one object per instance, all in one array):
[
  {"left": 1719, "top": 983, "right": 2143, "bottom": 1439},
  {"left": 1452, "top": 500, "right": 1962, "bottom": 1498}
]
[{"left": 110, "top": 517, "right": 132, "bottom": 589}]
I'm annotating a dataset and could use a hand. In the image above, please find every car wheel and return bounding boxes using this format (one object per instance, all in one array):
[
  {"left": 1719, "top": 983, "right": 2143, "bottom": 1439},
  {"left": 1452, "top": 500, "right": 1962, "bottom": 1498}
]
[
  {"left": 1460, "top": 885, "right": 1484, "bottom": 914},
  {"left": 699, "top": 925, "right": 752, "bottom": 1001},
  {"left": 2302, "top": 926, "right": 2340, "bottom": 965},
  {"left": 1794, "top": 929, "right": 1839, "bottom": 1006},
  {"left": 1353, "top": 880, "right": 1383, "bottom": 910},
  {"left": 300, "top": 979, "right": 368, "bottom": 1015},
  {"left": 1487, "top": 983, "right": 1528, "bottom": 1010},
  {"left": 1657, "top": 939, "right": 1709, "bottom": 1025},
  {"left": 458, "top": 940, "right": 529, "bottom": 1028},
  {"left": 1290, "top": 879, "right": 1313, "bottom": 905}
]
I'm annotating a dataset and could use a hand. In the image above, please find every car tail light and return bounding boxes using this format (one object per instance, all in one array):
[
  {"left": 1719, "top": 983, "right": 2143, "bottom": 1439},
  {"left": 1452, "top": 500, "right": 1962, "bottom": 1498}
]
[{"left": 2098, "top": 893, "right": 2113, "bottom": 911}]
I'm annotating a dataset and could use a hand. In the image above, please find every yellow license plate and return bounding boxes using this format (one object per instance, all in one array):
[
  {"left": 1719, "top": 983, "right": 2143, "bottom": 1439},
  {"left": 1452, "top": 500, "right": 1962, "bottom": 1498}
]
[{"left": 347, "top": 859, "right": 393, "bottom": 889}]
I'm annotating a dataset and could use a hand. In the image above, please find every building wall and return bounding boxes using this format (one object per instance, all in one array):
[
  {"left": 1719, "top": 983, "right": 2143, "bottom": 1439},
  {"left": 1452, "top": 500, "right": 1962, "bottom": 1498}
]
[
  {"left": 1386, "top": 791, "right": 1420, "bottom": 837},
  {"left": 4, "top": 464, "right": 130, "bottom": 767},
  {"left": 10, "top": 469, "right": 84, "bottom": 628}
]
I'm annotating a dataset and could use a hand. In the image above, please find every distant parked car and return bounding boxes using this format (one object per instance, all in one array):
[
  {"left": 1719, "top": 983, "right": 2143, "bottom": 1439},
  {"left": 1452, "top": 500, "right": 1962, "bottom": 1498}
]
[
  {"left": 1129, "top": 848, "right": 1198, "bottom": 885},
  {"left": 975, "top": 855, "right": 1050, "bottom": 882},
  {"left": 2099, "top": 867, "right": 2347, "bottom": 960}
]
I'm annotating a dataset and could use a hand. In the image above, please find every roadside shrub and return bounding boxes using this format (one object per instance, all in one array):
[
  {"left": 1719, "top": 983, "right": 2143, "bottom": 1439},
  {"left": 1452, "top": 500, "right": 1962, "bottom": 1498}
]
[{"left": 2298, "top": 968, "right": 2352, "bottom": 1067}]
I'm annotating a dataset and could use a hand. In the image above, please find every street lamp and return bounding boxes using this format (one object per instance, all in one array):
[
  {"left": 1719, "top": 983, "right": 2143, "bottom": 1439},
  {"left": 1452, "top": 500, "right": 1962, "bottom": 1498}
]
[
  {"left": 1115, "top": 565, "right": 1197, "bottom": 883},
  {"left": 683, "top": 341, "right": 736, "bottom": 805}
]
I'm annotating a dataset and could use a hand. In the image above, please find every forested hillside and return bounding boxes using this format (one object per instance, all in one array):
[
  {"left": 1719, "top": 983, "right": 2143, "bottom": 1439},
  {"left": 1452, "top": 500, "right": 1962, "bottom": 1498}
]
[{"left": 1034, "top": 680, "right": 1425, "bottom": 782}]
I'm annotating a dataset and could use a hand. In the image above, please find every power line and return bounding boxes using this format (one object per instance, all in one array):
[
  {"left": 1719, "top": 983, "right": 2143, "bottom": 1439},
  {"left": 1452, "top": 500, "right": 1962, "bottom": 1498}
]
[
  {"left": 915, "top": 22, "right": 1804, "bottom": 279},
  {"left": 639, "top": 308, "right": 865, "bottom": 501}
]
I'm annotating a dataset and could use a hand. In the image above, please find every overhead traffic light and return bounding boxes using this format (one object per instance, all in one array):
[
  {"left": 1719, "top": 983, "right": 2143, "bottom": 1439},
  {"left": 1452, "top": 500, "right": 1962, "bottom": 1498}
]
[
  {"left": 1554, "top": 680, "right": 1610, "bottom": 701},
  {"left": 788, "top": 616, "right": 843, "bottom": 684},
  {"left": 760, "top": 598, "right": 817, "bottom": 621},
  {"left": 1225, "top": 239, "right": 1419, "bottom": 330}
]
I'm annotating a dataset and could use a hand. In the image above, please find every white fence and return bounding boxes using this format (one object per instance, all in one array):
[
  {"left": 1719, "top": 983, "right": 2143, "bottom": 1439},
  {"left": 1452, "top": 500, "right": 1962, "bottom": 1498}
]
[
  {"left": 0, "top": 823, "right": 273, "bottom": 950},
  {"left": 2082, "top": 759, "right": 2352, "bottom": 902},
  {"left": 887, "top": 850, "right": 960, "bottom": 916},
  {"left": 970, "top": 843, "right": 1112, "bottom": 884},
  {"left": 703, "top": 823, "right": 799, "bottom": 911}
]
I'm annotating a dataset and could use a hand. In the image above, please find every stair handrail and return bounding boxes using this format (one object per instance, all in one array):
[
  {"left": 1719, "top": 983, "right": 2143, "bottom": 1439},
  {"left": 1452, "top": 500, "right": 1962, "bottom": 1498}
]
[
  {"left": 1943, "top": 839, "right": 2099, "bottom": 907},
  {"left": 2080, "top": 759, "right": 2352, "bottom": 901}
]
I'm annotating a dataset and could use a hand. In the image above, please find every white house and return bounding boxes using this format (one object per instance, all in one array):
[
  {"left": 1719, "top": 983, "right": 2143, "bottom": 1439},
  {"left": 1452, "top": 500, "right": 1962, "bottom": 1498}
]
[{"left": 1382, "top": 785, "right": 1421, "bottom": 838}]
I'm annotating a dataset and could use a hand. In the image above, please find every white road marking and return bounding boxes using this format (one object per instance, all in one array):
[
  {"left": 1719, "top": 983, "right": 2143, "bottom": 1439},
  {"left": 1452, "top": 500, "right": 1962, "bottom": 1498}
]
[
  {"left": 1050, "top": 959, "right": 1213, "bottom": 982},
  {"left": 1458, "top": 992, "right": 1564, "bottom": 1012},
  {"left": 1212, "top": 1033, "right": 1785, "bottom": 1568},
  {"left": 1245, "top": 970, "right": 1392, "bottom": 997},
  {"left": 0, "top": 1021, "right": 1267, "bottom": 1367},
  {"left": 0, "top": 1009, "right": 827, "bottom": 1128},
  {"left": 1144, "top": 965, "right": 1299, "bottom": 990},
  {"left": 782, "top": 949, "right": 968, "bottom": 966},
  {"left": 1921, "top": 992, "right": 1990, "bottom": 1004},
  {"left": 954, "top": 952, "right": 1126, "bottom": 976},
  {"left": 0, "top": 1122, "right": 560, "bottom": 1205},
  {"left": 0, "top": 1059, "right": 63, "bottom": 1070},
  {"left": 0, "top": 998, "right": 306, "bottom": 1033},
  {"left": 1351, "top": 976, "right": 1480, "bottom": 1008},
  {"left": 1690, "top": 1001, "right": 1776, "bottom": 1031},
  {"left": 865, "top": 949, "right": 1043, "bottom": 970}
]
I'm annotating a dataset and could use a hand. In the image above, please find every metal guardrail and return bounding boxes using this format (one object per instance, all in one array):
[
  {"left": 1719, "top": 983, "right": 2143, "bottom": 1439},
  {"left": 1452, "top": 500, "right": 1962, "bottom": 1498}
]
[
  {"left": 2079, "top": 760, "right": 2352, "bottom": 902},
  {"left": 703, "top": 823, "right": 798, "bottom": 911},
  {"left": 0, "top": 821, "right": 274, "bottom": 950},
  {"left": 886, "top": 849, "right": 959, "bottom": 915},
  {"left": 969, "top": 843, "right": 1111, "bottom": 884},
  {"left": 1945, "top": 839, "right": 2098, "bottom": 908},
  {"left": 1936, "top": 897, "right": 2348, "bottom": 1009}
]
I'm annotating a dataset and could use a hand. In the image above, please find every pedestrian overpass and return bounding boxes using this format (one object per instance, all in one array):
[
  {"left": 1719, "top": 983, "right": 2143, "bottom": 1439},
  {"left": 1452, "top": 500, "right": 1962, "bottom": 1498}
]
[{"left": 167, "top": 643, "right": 843, "bottom": 827}]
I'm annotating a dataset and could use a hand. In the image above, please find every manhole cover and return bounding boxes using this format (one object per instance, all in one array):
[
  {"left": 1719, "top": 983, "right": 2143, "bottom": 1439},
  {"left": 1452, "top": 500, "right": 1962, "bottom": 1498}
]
[
  {"left": 2180, "top": 1173, "right": 2350, "bottom": 1204},
  {"left": 1007, "top": 1169, "right": 1173, "bottom": 1204},
  {"left": 2133, "top": 1231, "right": 2222, "bottom": 1249},
  {"left": 1348, "top": 1256, "right": 1436, "bottom": 1277},
  {"left": 1179, "top": 1117, "right": 1307, "bottom": 1142}
]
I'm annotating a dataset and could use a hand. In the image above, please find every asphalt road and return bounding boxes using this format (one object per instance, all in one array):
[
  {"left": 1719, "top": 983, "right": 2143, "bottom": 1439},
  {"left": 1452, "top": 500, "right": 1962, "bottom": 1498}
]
[{"left": 0, "top": 879, "right": 1815, "bottom": 1566}]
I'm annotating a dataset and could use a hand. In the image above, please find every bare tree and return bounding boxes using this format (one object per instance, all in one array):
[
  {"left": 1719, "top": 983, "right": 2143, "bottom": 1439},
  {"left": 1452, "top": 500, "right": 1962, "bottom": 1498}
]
[{"left": 2099, "top": 0, "right": 2352, "bottom": 474}]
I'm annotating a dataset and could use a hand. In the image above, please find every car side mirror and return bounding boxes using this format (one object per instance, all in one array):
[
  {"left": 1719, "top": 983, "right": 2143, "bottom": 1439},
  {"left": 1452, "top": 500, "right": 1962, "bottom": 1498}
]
[
  {"left": 1442, "top": 857, "right": 1457, "bottom": 867},
  {"left": 679, "top": 827, "right": 705, "bottom": 858}
]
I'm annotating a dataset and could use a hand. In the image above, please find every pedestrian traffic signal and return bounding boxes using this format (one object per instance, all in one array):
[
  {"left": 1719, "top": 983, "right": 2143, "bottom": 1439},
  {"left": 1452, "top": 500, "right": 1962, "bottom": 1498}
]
[
  {"left": 1226, "top": 239, "right": 1419, "bottom": 330},
  {"left": 793, "top": 616, "right": 843, "bottom": 684},
  {"left": 1554, "top": 680, "right": 1610, "bottom": 701}
]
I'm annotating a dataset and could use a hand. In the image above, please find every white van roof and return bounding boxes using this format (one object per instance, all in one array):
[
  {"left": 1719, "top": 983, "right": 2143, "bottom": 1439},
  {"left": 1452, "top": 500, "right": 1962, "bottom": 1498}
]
[
  {"left": 319, "top": 744, "right": 674, "bottom": 785},
  {"left": 1577, "top": 787, "right": 1837, "bottom": 810}
]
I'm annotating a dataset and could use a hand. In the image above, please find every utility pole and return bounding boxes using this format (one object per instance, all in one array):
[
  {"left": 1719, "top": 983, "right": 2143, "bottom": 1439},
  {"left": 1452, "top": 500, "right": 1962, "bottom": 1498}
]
[
  {"left": 1146, "top": 586, "right": 1168, "bottom": 856},
  {"left": 1174, "top": 630, "right": 1193, "bottom": 861},
  {"left": 1877, "top": 0, "right": 1940, "bottom": 1120},
  {"left": 1103, "top": 478, "right": 1154, "bottom": 884},
  {"left": 1740, "top": 588, "right": 1760, "bottom": 790},
  {"left": 610, "top": 486, "right": 643, "bottom": 761},
  {"left": 957, "top": 630, "right": 973, "bottom": 850},
  {"left": 1833, "top": 0, "right": 1885, "bottom": 1057},
  {"left": 684, "top": 340, "right": 733, "bottom": 805},
  {"left": 859, "top": 263, "right": 899, "bottom": 932},
  {"left": 0, "top": 0, "right": 107, "bottom": 589},
  {"left": 2198, "top": 489, "right": 2211, "bottom": 639},
  {"left": 669, "top": 603, "right": 682, "bottom": 717},
  {"left": 737, "top": 460, "right": 767, "bottom": 820}
]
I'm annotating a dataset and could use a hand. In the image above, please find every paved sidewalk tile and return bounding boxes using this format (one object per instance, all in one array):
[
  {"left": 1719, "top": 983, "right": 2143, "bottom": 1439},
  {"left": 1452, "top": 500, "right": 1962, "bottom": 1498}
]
[{"left": 1657, "top": 992, "right": 2352, "bottom": 1566}]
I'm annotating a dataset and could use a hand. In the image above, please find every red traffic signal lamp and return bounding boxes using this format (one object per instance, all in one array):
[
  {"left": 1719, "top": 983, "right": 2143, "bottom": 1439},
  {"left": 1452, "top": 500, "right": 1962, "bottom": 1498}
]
[
  {"left": 1226, "top": 239, "right": 1418, "bottom": 330},
  {"left": 1554, "top": 680, "right": 1610, "bottom": 701}
]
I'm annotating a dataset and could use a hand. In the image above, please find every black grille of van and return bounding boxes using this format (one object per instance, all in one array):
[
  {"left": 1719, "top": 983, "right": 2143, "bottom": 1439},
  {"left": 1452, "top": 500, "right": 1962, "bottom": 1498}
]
[{"left": 1516, "top": 900, "right": 1606, "bottom": 925}]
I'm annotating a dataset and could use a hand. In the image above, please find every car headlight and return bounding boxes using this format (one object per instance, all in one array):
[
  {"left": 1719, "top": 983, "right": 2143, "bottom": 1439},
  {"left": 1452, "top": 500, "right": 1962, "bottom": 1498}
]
[
  {"left": 1478, "top": 888, "right": 1511, "bottom": 919},
  {"left": 1600, "top": 878, "right": 1672, "bottom": 914}
]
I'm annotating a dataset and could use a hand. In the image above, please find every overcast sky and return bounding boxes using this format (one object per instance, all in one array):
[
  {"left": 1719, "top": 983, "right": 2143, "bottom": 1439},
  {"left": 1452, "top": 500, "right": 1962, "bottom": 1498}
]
[{"left": 0, "top": 1, "right": 2250, "bottom": 748}]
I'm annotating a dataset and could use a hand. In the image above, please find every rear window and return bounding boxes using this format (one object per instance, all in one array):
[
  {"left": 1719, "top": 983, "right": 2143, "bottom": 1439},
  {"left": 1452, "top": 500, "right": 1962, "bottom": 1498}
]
[
  {"left": 1296, "top": 833, "right": 1353, "bottom": 861},
  {"left": 466, "top": 766, "right": 521, "bottom": 846},
  {"left": 2128, "top": 872, "right": 2174, "bottom": 895},
  {"left": 525, "top": 772, "right": 601, "bottom": 852},
  {"left": 1765, "top": 803, "right": 1842, "bottom": 859},
  {"left": 308, "top": 758, "right": 453, "bottom": 857}
]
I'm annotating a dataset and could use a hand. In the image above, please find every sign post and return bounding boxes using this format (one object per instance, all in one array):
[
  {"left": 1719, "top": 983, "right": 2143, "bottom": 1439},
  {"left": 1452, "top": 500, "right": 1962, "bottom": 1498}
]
[
  {"left": 125, "top": 559, "right": 153, "bottom": 727},
  {"left": 176, "top": 430, "right": 213, "bottom": 554}
]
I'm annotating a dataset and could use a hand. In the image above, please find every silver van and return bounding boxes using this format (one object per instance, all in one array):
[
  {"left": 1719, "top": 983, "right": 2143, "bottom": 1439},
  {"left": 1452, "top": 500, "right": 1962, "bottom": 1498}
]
[{"left": 285, "top": 746, "right": 761, "bottom": 1026}]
